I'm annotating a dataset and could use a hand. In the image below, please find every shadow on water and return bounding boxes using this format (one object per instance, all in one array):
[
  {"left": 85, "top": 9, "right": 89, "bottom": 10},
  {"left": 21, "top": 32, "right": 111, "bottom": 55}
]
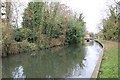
[{"left": 2, "top": 41, "right": 103, "bottom": 78}]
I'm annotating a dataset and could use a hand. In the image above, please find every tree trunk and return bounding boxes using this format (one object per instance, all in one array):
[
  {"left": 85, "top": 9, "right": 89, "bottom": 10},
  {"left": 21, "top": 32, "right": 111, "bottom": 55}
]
[{"left": 6, "top": 1, "right": 11, "bottom": 27}]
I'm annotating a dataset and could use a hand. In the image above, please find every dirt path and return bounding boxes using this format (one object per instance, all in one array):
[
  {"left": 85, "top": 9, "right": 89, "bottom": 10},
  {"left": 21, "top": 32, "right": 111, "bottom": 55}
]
[{"left": 101, "top": 40, "right": 118, "bottom": 52}]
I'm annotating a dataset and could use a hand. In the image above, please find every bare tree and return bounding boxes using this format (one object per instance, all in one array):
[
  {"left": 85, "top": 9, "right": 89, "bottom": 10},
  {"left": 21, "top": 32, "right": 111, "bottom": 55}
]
[{"left": 6, "top": 0, "right": 11, "bottom": 27}]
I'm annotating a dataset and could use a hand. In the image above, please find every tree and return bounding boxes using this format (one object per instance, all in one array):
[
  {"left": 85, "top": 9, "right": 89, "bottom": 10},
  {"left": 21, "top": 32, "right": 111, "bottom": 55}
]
[
  {"left": 22, "top": 2, "right": 45, "bottom": 30},
  {"left": 22, "top": 2, "right": 85, "bottom": 46},
  {"left": 102, "top": 6, "right": 118, "bottom": 41}
]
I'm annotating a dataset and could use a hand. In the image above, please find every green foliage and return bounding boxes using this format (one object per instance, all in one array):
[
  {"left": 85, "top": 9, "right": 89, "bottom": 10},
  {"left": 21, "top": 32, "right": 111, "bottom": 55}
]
[
  {"left": 22, "top": 2, "right": 45, "bottom": 29},
  {"left": 14, "top": 28, "right": 39, "bottom": 43},
  {"left": 2, "top": 2, "right": 85, "bottom": 56},
  {"left": 0, "top": 0, "right": 87, "bottom": 57},
  {"left": 66, "top": 15, "right": 85, "bottom": 44},
  {"left": 14, "top": 29, "right": 24, "bottom": 42},
  {"left": 102, "top": 7, "right": 119, "bottom": 41},
  {"left": 14, "top": 28, "right": 32, "bottom": 42},
  {"left": 22, "top": 2, "right": 85, "bottom": 45},
  {"left": 1, "top": 26, "right": 37, "bottom": 55},
  {"left": 66, "top": 27, "right": 77, "bottom": 44},
  {"left": 27, "top": 32, "right": 39, "bottom": 43}
]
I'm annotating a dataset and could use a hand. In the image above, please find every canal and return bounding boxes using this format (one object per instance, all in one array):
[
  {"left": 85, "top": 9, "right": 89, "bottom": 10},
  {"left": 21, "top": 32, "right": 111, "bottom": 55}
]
[{"left": 2, "top": 41, "right": 103, "bottom": 78}]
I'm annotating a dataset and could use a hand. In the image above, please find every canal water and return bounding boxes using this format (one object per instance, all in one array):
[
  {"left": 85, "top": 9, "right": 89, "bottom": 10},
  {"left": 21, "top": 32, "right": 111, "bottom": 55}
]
[{"left": 2, "top": 41, "right": 103, "bottom": 78}]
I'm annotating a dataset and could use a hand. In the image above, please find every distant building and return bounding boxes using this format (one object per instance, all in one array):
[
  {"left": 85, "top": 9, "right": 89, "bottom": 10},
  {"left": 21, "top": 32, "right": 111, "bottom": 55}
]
[{"left": 84, "top": 34, "right": 92, "bottom": 42}]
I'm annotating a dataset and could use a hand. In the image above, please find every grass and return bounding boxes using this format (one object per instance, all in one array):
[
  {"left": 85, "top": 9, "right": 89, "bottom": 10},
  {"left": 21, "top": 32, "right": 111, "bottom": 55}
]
[{"left": 98, "top": 40, "right": 118, "bottom": 78}]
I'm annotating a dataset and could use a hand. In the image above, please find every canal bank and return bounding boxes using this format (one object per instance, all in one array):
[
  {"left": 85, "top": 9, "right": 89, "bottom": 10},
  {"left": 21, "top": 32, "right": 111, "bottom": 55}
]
[
  {"left": 91, "top": 40, "right": 104, "bottom": 78},
  {"left": 98, "top": 40, "right": 118, "bottom": 78}
]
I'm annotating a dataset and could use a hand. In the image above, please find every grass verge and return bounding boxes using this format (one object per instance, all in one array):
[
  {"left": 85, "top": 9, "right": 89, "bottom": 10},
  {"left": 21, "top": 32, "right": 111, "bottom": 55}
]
[{"left": 98, "top": 40, "right": 118, "bottom": 78}]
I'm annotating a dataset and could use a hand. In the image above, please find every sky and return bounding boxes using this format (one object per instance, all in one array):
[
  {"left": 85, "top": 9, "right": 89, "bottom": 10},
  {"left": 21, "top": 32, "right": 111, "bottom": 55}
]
[
  {"left": 1, "top": 0, "right": 119, "bottom": 33},
  {"left": 60, "top": 0, "right": 117, "bottom": 33}
]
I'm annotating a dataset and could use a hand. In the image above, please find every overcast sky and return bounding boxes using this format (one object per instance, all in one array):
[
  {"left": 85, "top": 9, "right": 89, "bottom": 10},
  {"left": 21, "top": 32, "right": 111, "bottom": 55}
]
[
  {"left": 1, "top": 0, "right": 119, "bottom": 33},
  {"left": 61, "top": 0, "right": 118, "bottom": 33}
]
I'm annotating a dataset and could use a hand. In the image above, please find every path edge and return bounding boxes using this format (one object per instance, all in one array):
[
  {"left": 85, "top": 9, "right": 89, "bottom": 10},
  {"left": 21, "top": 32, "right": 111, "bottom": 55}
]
[{"left": 91, "top": 39, "right": 104, "bottom": 78}]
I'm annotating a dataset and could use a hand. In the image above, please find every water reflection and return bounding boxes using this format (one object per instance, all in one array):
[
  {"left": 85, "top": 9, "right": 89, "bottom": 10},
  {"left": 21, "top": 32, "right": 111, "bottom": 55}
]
[
  {"left": 2, "top": 41, "right": 103, "bottom": 78},
  {"left": 65, "top": 42, "right": 103, "bottom": 78},
  {"left": 12, "top": 66, "right": 25, "bottom": 79}
]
